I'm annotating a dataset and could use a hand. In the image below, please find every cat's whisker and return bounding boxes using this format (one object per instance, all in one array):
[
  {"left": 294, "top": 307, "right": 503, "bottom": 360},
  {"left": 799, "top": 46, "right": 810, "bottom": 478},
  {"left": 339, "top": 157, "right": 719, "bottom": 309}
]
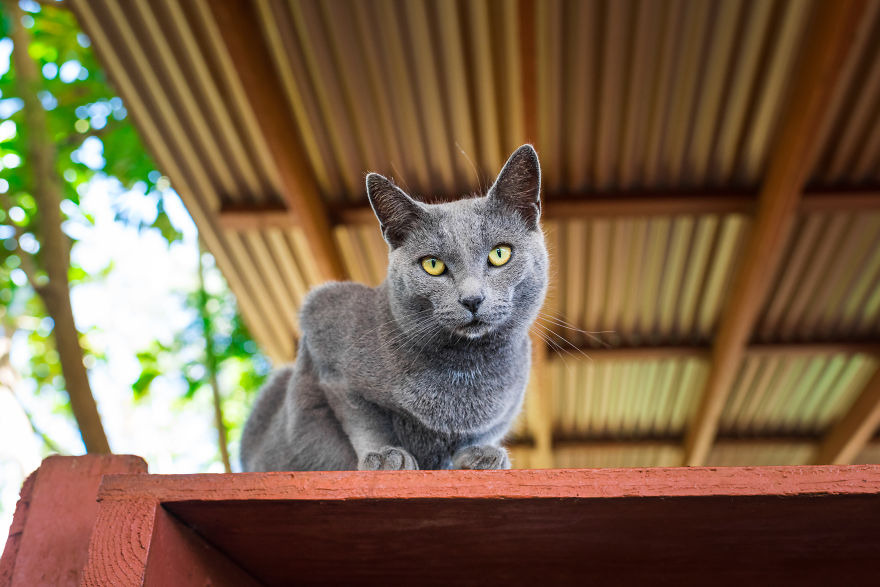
[
  {"left": 455, "top": 141, "right": 486, "bottom": 194},
  {"left": 530, "top": 327, "right": 570, "bottom": 369},
  {"left": 536, "top": 312, "right": 615, "bottom": 349},
  {"left": 534, "top": 322, "right": 594, "bottom": 363}
]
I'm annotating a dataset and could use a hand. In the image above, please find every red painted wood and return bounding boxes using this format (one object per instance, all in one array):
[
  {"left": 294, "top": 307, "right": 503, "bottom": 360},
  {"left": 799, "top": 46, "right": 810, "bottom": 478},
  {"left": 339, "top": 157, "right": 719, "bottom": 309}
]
[
  {"left": 0, "top": 455, "right": 146, "bottom": 587},
  {"left": 12, "top": 463, "right": 880, "bottom": 585},
  {"left": 95, "top": 465, "right": 880, "bottom": 502},
  {"left": 142, "top": 507, "right": 259, "bottom": 586},
  {"left": 0, "top": 470, "right": 36, "bottom": 585},
  {"left": 81, "top": 499, "right": 158, "bottom": 586},
  {"left": 80, "top": 465, "right": 880, "bottom": 586}
]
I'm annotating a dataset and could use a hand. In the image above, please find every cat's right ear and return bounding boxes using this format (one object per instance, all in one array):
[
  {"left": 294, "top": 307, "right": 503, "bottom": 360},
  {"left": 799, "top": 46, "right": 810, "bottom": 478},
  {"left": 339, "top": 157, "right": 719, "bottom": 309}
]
[{"left": 366, "top": 173, "right": 424, "bottom": 248}]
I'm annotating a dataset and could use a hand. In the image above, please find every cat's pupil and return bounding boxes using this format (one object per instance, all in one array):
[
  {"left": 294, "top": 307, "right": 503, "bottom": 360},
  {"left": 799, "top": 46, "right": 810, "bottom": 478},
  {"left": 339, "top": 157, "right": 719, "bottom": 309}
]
[{"left": 431, "top": 259, "right": 436, "bottom": 268}]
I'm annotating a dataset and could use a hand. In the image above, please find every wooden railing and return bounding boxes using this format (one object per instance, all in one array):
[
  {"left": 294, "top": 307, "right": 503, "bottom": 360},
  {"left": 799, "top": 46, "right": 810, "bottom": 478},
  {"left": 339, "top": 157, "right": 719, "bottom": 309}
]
[{"left": 2, "top": 456, "right": 879, "bottom": 586}]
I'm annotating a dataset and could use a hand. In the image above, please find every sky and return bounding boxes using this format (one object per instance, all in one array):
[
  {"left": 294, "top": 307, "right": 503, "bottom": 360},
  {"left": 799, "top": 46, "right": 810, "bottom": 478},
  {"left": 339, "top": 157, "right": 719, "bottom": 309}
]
[{"left": 0, "top": 176, "right": 234, "bottom": 540}]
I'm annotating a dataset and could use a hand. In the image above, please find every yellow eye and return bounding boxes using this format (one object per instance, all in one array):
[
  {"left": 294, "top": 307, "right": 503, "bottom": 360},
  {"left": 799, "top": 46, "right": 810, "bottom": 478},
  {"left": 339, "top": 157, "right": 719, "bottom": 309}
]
[
  {"left": 488, "top": 245, "right": 512, "bottom": 266},
  {"left": 421, "top": 257, "right": 446, "bottom": 276}
]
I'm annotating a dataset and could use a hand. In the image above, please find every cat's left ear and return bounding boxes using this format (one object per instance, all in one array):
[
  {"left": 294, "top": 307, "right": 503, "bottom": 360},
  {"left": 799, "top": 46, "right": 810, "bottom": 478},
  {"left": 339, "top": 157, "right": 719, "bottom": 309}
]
[
  {"left": 488, "top": 144, "right": 541, "bottom": 230},
  {"left": 366, "top": 173, "right": 425, "bottom": 248}
]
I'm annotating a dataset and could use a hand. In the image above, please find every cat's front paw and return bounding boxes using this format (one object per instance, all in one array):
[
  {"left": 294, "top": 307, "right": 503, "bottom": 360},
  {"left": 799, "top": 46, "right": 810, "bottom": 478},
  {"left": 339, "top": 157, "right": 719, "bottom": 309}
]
[
  {"left": 453, "top": 445, "right": 511, "bottom": 470},
  {"left": 359, "top": 446, "right": 419, "bottom": 470}
]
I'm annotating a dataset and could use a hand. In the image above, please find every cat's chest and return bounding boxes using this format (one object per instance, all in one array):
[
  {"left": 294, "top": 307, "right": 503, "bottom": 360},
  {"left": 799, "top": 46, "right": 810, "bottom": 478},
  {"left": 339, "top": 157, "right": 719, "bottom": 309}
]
[{"left": 394, "top": 356, "right": 525, "bottom": 434}]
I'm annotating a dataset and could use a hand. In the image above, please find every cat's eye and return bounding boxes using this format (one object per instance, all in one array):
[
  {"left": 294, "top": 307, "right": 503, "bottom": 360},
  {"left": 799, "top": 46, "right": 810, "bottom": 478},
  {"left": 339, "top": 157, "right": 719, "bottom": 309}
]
[
  {"left": 421, "top": 257, "right": 446, "bottom": 276},
  {"left": 488, "top": 245, "right": 512, "bottom": 267}
]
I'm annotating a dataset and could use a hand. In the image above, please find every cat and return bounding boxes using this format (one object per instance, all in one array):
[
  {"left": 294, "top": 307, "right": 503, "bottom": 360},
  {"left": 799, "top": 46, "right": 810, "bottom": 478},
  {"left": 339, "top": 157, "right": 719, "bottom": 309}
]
[{"left": 240, "top": 145, "right": 548, "bottom": 471}]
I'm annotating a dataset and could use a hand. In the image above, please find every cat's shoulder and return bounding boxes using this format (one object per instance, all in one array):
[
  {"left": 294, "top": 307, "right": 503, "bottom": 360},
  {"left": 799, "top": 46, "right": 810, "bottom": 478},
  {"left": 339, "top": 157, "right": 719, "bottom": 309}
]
[{"left": 299, "top": 281, "right": 377, "bottom": 327}]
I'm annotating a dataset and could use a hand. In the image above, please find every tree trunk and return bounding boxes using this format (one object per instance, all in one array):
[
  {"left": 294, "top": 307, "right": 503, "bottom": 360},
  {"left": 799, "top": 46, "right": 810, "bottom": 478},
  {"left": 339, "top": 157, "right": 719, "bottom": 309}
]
[
  {"left": 8, "top": 0, "right": 110, "bottom": 453},
  {"left": 199, "top": 248, "right": 231, "bottom": 472}
]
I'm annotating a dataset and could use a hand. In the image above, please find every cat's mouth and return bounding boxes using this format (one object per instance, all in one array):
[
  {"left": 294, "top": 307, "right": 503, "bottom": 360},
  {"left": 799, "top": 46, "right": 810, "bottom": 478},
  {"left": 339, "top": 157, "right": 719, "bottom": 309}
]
[{"left": 453, "top": 318, "right": 492, "bottom": 338}]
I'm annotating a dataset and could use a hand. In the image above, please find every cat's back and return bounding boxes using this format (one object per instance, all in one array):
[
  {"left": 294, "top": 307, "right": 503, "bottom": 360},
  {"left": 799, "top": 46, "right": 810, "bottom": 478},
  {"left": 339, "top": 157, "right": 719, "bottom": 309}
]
[{"left": 299, "top": 281, "right": 382, "bottom": 357}]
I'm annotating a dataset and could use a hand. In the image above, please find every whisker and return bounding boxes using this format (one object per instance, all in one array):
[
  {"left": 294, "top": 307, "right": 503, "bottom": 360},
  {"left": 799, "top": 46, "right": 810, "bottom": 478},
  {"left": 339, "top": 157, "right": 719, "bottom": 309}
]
[{"left": 534, "top": 322, "right": 594, "bottom": 363}]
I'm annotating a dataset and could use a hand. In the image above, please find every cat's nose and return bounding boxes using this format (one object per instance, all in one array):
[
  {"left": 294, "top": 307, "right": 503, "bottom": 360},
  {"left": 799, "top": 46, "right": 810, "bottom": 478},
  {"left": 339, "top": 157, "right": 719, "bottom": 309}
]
[{"left": 459, "top": 295, "right": 484, "bottom": 314}]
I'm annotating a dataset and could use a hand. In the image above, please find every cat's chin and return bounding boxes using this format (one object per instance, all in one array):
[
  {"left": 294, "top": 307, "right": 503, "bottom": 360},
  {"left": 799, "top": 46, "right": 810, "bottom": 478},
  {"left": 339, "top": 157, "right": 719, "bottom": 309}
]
[{"left": 451, "top": 319, "right": 495, "bottom": 340}]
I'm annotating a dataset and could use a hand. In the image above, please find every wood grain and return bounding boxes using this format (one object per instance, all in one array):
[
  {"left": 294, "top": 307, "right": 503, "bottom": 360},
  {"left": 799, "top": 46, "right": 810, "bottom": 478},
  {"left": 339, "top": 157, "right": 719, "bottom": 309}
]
[{"left": 96, "top": 465, "right": 880, "bottom": 502}]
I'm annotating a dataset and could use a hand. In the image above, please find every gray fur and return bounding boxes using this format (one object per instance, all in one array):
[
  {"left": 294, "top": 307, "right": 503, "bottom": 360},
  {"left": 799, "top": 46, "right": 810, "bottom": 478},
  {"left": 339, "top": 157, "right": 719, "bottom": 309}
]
[{"left": 240, "top": 145, "right": 548, "bottom": 471}]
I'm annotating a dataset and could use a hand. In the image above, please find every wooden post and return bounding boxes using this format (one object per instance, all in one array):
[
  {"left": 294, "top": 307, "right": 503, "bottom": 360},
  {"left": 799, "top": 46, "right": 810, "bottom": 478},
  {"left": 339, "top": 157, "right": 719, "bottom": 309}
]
[
  {"left": 0, "top": 455, "right": 146, "bottom": 586},
  {"left": 683, "top": 0, "right": 869, "bottom": 466}
]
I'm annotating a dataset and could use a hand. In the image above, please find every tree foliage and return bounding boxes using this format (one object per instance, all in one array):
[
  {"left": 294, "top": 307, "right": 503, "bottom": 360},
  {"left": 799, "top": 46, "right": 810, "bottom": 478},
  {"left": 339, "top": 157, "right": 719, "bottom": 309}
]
[{"left": 0, "top": 0, "right": 267, "bottom": 464}]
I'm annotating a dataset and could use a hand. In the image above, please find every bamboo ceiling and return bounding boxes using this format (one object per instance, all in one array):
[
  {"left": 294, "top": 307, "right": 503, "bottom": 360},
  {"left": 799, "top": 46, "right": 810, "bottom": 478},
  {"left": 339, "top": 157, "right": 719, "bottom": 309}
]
[{"left": 70, "top": 0, "right": 880, "bottom": 468}]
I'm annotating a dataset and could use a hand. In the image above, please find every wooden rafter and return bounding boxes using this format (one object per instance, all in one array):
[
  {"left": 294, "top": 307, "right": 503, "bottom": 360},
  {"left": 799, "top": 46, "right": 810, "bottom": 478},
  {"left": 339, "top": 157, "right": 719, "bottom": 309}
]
[
  {"left": 814, "top": 366, "right": 880, "bottom": 464},
  {"left": 206, "top": 0, "right": 346, "bottom": 282},
  {"left": 218, "top": 188, "right": 880, "bottom": 231},
  {"left": 683, "top": 0, "right": 869, "bottom": 466},
  {"left": 542, "top": 342, "right": 880, "bottom": 364}
]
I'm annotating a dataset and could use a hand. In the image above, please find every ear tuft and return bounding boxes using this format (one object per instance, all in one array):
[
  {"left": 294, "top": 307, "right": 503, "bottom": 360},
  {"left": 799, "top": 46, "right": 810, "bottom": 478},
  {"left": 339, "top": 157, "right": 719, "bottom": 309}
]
[
  {"left": 366, "top": 173, "right": 424, "bottom": 248},
  {"left": 488, "top": 145, "right": 541, "bottom": 230}
]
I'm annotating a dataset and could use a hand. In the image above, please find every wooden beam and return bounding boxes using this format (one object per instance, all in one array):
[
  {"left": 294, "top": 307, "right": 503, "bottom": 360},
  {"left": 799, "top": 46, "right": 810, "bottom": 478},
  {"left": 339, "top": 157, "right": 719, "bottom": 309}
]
[
  {"left": 544, "top": 342, "right": 880, "bottom": 364},
  {"left": 218, "top": 204, "right": 296, "bottom": 231},
  {"left": 221, "top": 188, "right": 880, "bottom": 230},
  {"left": 206, "top": 0, "right": 346, "bottom": 282},
  {"left": 683, "top": 0, "right": 868, "bottom": 466},
  {"left": 508, "top": 434, "right": 880, "bottom": 453},
  {"left": 814, "top": 366, "right": 880, "bottom": 464}
]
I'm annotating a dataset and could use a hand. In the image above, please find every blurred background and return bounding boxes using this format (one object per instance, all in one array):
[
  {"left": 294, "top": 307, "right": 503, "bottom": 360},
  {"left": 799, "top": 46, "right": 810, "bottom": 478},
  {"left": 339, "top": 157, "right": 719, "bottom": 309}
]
[{"left": 2, "top": 0, "right": 880, "bottom": 540}]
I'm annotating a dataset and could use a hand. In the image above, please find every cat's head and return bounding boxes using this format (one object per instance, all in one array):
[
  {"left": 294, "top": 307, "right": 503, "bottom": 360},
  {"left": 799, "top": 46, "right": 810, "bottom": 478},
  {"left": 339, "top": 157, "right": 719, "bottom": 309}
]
[{"left": 366, "top": 145, "right": 548, "bottom": 341}]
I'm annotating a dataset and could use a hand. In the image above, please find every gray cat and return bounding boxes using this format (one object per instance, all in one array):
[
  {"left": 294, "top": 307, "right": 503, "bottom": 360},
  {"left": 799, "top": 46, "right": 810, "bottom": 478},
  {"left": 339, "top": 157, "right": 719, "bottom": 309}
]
[{"left": 240, "top": 145, "right": 548, "bottom": 471}]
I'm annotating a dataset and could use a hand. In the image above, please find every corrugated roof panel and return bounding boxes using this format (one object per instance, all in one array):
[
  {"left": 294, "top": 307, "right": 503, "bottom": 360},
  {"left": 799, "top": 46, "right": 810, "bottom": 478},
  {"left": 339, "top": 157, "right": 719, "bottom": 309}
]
[
  {"left": 71, "top": 0, "right": 880, "bottom": 468},
  {"left": 758, "top": 213, "right": 880, "bottom": 341},
  {"left": 549, "top": 215, "right": 750, "bottom": 346},
  {"left": 721, "top": 354, "right": 879, "bottom": 436},
  {"left": 810, "top": 2, "right": 880, "bottom": 185},
  {"left": 549, "top": 357, "right": 706, "bottom": 439}
]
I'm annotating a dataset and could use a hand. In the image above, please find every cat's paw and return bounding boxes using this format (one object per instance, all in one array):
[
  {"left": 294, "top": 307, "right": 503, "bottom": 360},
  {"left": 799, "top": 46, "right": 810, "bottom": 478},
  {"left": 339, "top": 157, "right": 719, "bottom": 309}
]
[
  {"left": 359, "top": 446, "right": 419, "bottom": 470},
  {"left": 453, "top": 445, "right": 511, "bottom": 470}
]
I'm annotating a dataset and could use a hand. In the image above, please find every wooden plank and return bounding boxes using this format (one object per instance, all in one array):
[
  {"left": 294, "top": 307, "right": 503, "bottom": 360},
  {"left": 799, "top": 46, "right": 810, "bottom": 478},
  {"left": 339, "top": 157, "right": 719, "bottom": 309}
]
[
  {"left": 2, "top": 455, "right": 146, "bottom": 587},
  {"left": 96, "top": 465, "right": 880, "bottom": 502},
  {"left": 227, "top": 188, "right": 880, "bottom": 230},
  {"left": 206, "top": 0, "right": 346, "bottom": 282},
  {"left": 683, "top": 0, "right": 869, "bottom": 466},
  {"left": 545, "top": 342, "right": 880, "bottom": 364},
  {"left": 815, "top": 366, "right": 880, "bottom": 464}
]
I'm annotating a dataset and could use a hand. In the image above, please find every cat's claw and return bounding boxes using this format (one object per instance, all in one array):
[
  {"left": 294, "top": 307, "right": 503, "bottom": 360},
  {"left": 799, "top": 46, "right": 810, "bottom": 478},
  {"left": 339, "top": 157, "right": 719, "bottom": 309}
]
[
  {"left": 360, "top": 446, "right": 419, "bottom": 470},
  {"left": 453, "top": 445, "right": 511, "bottom": 470}
]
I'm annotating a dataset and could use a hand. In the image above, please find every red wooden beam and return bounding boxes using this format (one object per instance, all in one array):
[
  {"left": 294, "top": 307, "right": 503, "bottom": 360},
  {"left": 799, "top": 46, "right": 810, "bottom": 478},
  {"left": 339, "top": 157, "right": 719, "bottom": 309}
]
[{"left": 78, "top": 466, "right": 880, "bottom": 585}]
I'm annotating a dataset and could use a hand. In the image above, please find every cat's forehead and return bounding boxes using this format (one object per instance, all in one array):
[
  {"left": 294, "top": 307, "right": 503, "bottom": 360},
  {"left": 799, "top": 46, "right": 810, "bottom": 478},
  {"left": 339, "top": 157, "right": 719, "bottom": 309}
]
[{"left": 418, "top": 196, "right": 520, "bottom": 247}]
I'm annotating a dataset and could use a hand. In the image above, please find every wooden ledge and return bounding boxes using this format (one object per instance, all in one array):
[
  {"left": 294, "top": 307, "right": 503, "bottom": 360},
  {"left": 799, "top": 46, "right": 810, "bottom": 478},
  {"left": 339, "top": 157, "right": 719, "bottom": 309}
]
[
  {"left": 6, "top": 459, "right": 877, "bottom": 586},
  {"left": 96, "top": 465, "right": 880, "bottom": 503}
]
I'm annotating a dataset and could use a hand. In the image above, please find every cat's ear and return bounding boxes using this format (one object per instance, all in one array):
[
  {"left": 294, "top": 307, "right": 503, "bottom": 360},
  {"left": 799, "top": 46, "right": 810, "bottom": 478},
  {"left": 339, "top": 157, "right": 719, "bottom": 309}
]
[
  {"left": 366, "top": 173, "right": 425, "bottom": 248},
  {"left": 488, "top": 144, "right": 542, "bottom": 230}
]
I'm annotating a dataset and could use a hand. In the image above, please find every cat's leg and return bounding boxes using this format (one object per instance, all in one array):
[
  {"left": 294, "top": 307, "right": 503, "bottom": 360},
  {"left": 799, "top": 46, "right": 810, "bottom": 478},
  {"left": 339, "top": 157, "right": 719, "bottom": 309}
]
[
  {"left": 325, "top": 392, "right": 418, "bottom": 470},
  {"left": 452, "top": 445, "right": 511, "bottom": 470}
]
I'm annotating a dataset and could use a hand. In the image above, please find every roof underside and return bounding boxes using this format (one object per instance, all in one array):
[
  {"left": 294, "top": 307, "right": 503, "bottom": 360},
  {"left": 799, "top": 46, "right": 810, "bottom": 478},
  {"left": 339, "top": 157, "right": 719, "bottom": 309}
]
[{"left": 70, "top": 0, "right": 880, "bottom": 468}]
